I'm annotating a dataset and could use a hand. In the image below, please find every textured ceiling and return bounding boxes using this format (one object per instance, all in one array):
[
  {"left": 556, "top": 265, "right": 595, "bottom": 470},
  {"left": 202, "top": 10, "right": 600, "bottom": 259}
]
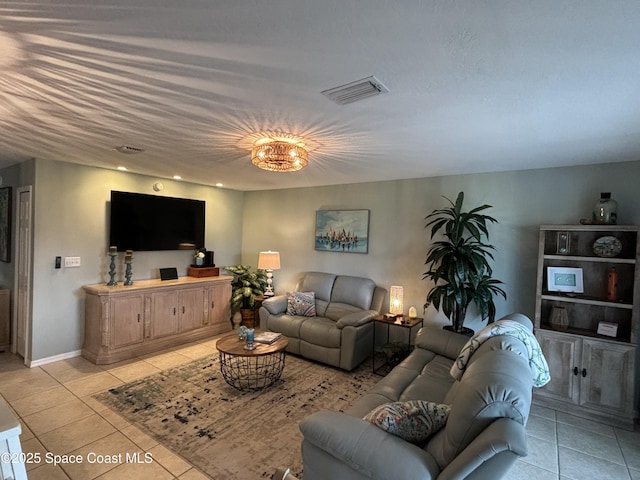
[{"left": 1, "top": 1, "right": 639, "bottom": 191}]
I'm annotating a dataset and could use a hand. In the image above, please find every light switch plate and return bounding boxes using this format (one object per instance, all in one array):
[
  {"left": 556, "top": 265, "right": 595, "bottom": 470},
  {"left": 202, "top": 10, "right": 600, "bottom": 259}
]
[{"left": 64, "top": 257, "right": 81, "bottom": 267}]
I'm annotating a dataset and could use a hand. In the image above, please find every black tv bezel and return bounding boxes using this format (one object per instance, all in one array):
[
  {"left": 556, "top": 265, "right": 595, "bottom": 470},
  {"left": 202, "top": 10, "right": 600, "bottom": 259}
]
[{"left": 109, "top": 190, "right": 205, "bottom": 252}]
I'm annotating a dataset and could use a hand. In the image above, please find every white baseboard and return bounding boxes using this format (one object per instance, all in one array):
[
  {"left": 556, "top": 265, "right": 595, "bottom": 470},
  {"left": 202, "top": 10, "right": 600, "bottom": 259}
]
[{"left": 28, "top": 350, "right": 82, "bottom": 368}]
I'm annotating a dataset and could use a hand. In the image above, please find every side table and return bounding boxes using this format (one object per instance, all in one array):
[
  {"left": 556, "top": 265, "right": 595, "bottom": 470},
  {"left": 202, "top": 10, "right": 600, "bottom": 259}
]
[{"left": 372, "top": 315, "right": 424, "bottom": 375}]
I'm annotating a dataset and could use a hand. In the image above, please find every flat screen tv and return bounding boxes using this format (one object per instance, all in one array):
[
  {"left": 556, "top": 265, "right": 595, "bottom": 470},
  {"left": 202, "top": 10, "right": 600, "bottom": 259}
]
[{"left": 109, "top": 191, "right": 205, "bottom": 251}]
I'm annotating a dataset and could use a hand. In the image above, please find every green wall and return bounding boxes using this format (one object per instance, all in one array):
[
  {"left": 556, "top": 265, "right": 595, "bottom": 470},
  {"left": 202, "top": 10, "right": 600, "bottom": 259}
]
[
  {"left": 0, "top": 158, "right": 638, "bottom": 362},
  {"left": 27, "top": 159, "right": 244, "bottom": 361},
  {"left": 242, "top": 161, "right": 640, "bottom": 332}
]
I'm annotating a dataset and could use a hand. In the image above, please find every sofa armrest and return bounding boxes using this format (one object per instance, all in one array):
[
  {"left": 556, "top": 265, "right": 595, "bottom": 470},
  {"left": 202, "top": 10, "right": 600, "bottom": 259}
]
[
  {"left": 434, "top": 417, "right": 527, "bottom": 480},
  {"left": 261, "top": 295, "right": 288, "bottom": 315},
  {"left": 300, "top": 411, "right": 439, "bottom": 479},
  {"left": 335, "top": 310, "right": 376, "bottom": 329}
]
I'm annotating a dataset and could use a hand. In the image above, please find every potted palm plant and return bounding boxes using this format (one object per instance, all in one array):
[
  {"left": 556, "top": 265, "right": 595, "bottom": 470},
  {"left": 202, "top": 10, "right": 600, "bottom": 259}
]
[
  {"left": 423, "top": 192, "right": 506, "bottom": 335},
  {"left": 224, "top": 265, "right": 268, "bottom": 327}
]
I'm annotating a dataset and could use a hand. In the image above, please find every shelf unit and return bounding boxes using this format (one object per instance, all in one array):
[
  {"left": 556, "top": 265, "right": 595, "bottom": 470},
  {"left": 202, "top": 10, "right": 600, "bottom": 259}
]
[{"left": 533, "top": 225, "right": 639, "bottom": 429}]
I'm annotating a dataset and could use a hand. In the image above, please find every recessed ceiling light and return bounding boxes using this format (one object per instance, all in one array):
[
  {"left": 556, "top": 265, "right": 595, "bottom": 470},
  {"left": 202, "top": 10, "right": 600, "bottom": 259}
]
[
  {"left": 173, "top": 175, "right": 182, "bottom": 180},
  {"left": 117, "top": 166, "right": 128, "bottom": 171}
]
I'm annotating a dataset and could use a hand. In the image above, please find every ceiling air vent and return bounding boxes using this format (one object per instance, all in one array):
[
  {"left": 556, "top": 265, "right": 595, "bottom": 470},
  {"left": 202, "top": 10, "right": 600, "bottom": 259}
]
[{"left": 321, "top": 75, "right": 389, "bottom": 105}]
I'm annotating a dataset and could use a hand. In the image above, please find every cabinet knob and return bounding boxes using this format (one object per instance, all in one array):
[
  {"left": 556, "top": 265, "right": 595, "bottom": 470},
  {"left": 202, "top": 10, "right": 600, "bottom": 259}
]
[
  {"left": 182, "top": 306, "right": 186, "bottom": 314},
  {"left": 573, "top": 366, "right": 579, "bottom": 376},
  {"left": 173, "top": 307, "right": 176, "bottom": 315},
  {"left": 582, "top": 368, "right": 587, "bottom": 377},
  {"left": 137, "top": 313, "right": 140, "bottom": 323},
  {"left": 211, "top": 300, "right": 215, "bottom": 309}
]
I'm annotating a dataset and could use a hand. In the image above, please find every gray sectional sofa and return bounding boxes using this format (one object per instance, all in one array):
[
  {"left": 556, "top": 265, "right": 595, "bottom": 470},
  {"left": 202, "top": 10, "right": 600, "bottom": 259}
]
[
  {"left": 299, "top": 313, "right": 540, "bottom": 480},
  {"left": 258, "top": 272, "right": 386, "bottom": 371}
]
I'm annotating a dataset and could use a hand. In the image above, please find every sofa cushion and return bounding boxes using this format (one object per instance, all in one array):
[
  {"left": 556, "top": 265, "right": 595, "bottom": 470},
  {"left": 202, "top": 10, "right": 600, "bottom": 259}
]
[
  {"left": 299, "top": 317, "right": 341, "bottom": 348},
  {"left": 266, "top": 314, "right": 306, "bottom": 339},
  {"left": 364, "top": 401, "right": 451, "bottom": 444},
  {"left": 329, "top": 276, "right": 375, "bottom": 310},
  {"left": 286, "top": 291, "right": 317, "bottom": 317},
  {"left": 325, "top": 302, "right": 362, "bottom": 321},
  {"left": 296, "top": 272, "right": 336, "bottom": 316}
]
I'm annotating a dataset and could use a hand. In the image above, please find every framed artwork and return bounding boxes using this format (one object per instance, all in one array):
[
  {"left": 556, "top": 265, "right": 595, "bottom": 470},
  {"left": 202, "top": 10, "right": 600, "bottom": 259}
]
[
  {"left": 315, "top": 209, "right": 369, "bottom": 253},
  {"left": 0, "top": 187, "right": 11, "bottom": 262},
  {"left": 547, "top": 266, "right": 584, "bottom": 293}
]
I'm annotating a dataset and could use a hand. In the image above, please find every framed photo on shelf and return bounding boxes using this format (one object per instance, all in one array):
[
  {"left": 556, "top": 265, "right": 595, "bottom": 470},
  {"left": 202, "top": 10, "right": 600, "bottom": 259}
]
[
  {"left": 547, "top": 266, "right": 584, "bottom": 293},
  {"left": 314, "top": 209, "right": 369, "bottom": 253}
]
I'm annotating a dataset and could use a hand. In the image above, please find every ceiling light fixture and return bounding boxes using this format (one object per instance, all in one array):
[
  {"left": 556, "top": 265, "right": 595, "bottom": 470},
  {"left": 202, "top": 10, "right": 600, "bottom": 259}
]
[{"left": 251, "top": 141, "right": 308, "bottom": 172}]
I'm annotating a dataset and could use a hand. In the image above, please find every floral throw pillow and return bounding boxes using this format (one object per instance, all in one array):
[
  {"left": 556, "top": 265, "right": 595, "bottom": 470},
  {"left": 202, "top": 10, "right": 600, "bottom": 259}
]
[
  {"left": 286, "top": 291, "right": 316, "bottom": 317},
  {"left": 363, "top": 400, "right": 451, "bottom": 444}
]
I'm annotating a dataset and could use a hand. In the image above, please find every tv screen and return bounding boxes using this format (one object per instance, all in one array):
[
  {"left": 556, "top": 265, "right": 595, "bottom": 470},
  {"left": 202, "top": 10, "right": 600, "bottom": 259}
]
[{"left": 109, "top": 191, "right": 205, "bottom": 251}]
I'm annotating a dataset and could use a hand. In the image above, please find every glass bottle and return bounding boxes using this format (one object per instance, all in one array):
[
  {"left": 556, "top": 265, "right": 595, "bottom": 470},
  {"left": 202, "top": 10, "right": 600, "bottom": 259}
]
[{"left": 593, "top": 192, "right": 618, "bottom": 224}]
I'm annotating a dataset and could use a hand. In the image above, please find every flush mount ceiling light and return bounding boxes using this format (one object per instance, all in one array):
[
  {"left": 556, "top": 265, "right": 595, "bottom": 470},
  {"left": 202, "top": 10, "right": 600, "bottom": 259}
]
[
  {"left": 251, "top": 140, "right": 308, "bottom": 172},
  {"left": 113, "top": 145, "right": 145, "bottom": 154}
]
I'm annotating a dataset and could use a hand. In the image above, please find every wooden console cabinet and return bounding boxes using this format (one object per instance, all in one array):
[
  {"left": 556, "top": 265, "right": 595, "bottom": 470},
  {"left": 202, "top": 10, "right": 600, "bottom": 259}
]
[
  {"left": 533, "top": 225, "right": 639, "bottom": 429},
  {"left": 82, "top": 276, "right": 232, "bottom": 364}
]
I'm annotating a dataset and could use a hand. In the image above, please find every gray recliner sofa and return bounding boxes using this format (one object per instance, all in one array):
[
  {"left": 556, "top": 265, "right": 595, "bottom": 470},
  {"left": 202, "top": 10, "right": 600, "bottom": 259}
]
[
  {"left": 258, "top": 272, "right": 386, "bottom": 371},
  {"left": 299, "top": 313, "right": 540, "bottom": 480}
]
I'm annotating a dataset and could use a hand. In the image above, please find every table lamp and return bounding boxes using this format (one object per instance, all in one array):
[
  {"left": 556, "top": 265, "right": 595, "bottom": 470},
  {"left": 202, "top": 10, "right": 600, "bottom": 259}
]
[{"left": 258, "top": 250, "right": 281, "bottom": 297}]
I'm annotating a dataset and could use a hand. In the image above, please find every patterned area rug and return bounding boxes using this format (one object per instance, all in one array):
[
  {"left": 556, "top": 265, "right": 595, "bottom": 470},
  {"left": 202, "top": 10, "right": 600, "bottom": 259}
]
[{"left": 95, "top": 353, "right": 379, "bottom": 479}]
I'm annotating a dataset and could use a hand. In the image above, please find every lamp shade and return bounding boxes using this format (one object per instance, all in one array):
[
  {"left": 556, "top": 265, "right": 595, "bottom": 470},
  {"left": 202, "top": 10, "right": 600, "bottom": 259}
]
[
  {"left": 390, "top": 285, "right": 403, "bottom": 316},
  {"left": 258, "top": 251, "right": 281, "bottom": 270}
]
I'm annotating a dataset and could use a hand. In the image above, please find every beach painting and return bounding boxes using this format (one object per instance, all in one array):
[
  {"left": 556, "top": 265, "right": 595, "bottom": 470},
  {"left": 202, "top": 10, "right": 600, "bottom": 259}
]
[{"left": 315, "top": 209, "right": 369, "bottom": 254}]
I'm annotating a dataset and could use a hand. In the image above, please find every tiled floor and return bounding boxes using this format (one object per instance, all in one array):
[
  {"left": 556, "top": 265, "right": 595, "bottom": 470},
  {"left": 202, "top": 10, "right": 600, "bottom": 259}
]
[{"left": 1, "top": 338, "right": 640, "bottom": 480}]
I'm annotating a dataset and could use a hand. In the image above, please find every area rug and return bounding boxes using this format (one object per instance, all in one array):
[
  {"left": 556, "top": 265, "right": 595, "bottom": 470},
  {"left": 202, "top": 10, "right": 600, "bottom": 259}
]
[{"left": 94, "top": 353, "right": 379, "bottom": 479}]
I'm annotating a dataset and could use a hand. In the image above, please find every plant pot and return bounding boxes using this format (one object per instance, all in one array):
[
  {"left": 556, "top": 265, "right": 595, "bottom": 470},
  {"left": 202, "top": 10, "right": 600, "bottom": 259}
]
[
  {"left": 443, "top": 325, "right": 475, "bottom": 336},
  {"left": 240, "top": 308, "right": 257, "bottom": 329}
]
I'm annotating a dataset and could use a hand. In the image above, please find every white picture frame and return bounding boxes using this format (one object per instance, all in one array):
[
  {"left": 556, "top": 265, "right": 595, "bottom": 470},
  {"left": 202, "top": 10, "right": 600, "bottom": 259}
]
[{"left": 547, "top": 267, "right": 584, "bottom": 293}]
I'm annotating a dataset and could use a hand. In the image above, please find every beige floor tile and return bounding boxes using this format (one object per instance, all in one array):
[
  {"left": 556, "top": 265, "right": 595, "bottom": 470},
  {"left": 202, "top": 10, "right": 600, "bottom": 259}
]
[
  {"left": 108, "top": 361, "right": 162, "bottom": 383},
  {"left": 0, "top": 369, "right": 61, "bottom": 400},
  {"left": 120, "top": 424, "right": 159, "bottom": 451},
  {"left": 11, "top": 385, "right": 78, "bottom": 417},
  {"left": 19, "top": 421, "right": 34, "bottom": 441},
  {"left": 20, "top": 436, "right": 49, "bottom": 472},
  {"left": 38, "top": 414, "right": 117, "bottom": 455},
  {"left": 178, "top": 467, "right": 212, "bottom": 480},
  {"left": 558, "top": 446, "right": 631, "bottom": 480},
  {"left": 26, "top": 463, "right": 71, "bottom": 480},
  {"left": 556, "top": 411, "right": 616, "bottom": 438},
  {"left": 22, "top": 398, "right": 95, "bottom": 436},
  {"left": 141, "top": 351, "right": 193, "bottom": 370},
  {"left": 175, "top": 343, "right": 217, "bottom": 360},
  {"left": 81, "top": 394, "right": 111, "bottom": 413},
  {"left": 41, "top": 355, "right": 103, "bottom": 376},
  {"left": 94, "top": 458, "right": 174, "bottom": 479},
  {"left": 63, "top": 431, "right": 141, "bottom": 480},
  {"left": 44, "top": 361, "right": 105, "bottom": 384},
  {"left": 558, "top": 423, "right": 626, "bottom": 465},
  {"left": 509, "top": 460, "right": 558, "bottom": 480},
  {"left": 148, "top": 443, "right": 191, "bottom": 477},
  {"left": 64, "top": 372, "right": 122, "bottom": 397},
  {"left": 99, "top": 408, "right": 132, "bottom": 430}
]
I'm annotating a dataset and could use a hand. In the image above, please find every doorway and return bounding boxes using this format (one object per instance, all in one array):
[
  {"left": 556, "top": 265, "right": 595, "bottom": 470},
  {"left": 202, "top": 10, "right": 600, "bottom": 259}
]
[{"left": 12, "top": 186, "right": 32, "bottom": 363}]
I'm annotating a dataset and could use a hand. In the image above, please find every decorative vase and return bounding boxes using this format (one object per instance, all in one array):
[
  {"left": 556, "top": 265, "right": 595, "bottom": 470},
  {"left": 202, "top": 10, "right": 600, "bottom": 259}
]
[
  {"left": 593, "top": 192, "right": 618, "bottom": 224},
  {"left": 549, "top": 306, "right": 569, "bottom": 331}
]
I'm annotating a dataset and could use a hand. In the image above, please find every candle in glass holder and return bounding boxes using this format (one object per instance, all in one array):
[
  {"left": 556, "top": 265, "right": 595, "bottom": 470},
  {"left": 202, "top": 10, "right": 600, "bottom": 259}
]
[{"left": 109, "top": 246, "right": 117, "bottom": 254}]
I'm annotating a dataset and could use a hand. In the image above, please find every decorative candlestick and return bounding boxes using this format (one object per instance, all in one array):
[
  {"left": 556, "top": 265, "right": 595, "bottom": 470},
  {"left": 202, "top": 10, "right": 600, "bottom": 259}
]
[
  {"left": 106, "top": 246, "right": 118, "bottom": 286},
  {"left": 124, "top": 250, "right": 134, "bottom": 286}
]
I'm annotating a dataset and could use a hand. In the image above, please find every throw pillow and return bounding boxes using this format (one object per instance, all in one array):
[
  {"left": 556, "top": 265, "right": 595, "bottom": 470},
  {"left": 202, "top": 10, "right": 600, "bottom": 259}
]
[
  {"left": 363, "top": 400, "right": 451, "bottom": 444},
  {"left": 286, "top": 291, "right": 316, "bottom": 317}
]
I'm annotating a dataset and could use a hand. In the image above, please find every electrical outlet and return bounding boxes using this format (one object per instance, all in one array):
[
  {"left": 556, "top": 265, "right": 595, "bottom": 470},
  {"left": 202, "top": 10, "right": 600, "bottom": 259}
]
[{"left": 64, "top": 256, "right": 81, "bottom": 268}]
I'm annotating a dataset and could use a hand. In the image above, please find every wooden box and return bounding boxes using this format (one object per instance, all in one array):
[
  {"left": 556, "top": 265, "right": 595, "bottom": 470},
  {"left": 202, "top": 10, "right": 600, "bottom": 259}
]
[{"left": 187, "top": 267, "right": 219, "bottom": 278}]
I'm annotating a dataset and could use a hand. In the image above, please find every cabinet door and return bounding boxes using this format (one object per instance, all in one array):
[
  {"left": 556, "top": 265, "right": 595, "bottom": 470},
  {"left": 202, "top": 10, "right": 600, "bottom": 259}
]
[
  {"left": 110, "top": 295, "right": 144, "bottom": 348},
  {"left": 179, "top": 287, "right": 206, "bottom": 332},
  {"left": 208, "top": 283, "right": 232, "bottom": 328},
  {"left": 150, "top": 291, "right": 179, "bottom": 338},
  {"left": 580, "top": 339, "right": 635, "bottom": 416},
  {"left": 535, "top": 330, "right": 581, "bottom": 404}
]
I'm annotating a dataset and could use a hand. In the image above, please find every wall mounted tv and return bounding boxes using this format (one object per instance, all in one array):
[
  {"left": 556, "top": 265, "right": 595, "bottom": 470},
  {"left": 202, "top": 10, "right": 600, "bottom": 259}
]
[{"left": 109, "top": 191, "right": 205, "bottom": 251}]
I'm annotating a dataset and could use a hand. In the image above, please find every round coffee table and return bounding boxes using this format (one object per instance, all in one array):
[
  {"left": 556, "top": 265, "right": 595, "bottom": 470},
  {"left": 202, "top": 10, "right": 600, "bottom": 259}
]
[{"left": 216, "top": 333, "right": 288, "bottom": 390}]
